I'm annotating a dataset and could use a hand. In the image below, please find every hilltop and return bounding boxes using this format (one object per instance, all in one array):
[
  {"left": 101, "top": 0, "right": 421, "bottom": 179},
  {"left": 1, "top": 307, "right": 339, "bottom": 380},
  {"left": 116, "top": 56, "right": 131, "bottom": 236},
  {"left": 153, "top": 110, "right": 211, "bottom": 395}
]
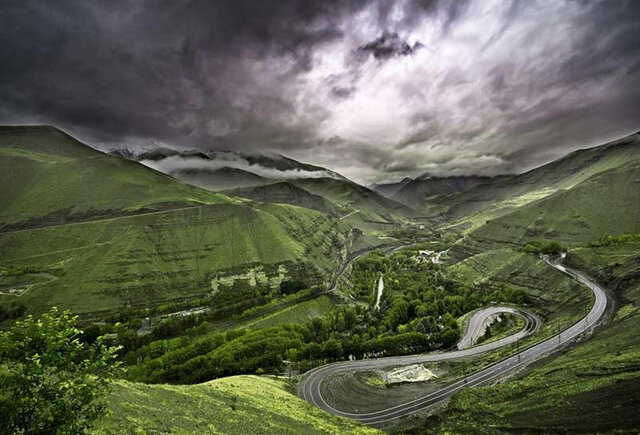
[
  {"left": 94, "top": 376, "right": 380, "bottom": 435},
  {"left": 0, "top": 126, "right": 228, "bottom": 226}
]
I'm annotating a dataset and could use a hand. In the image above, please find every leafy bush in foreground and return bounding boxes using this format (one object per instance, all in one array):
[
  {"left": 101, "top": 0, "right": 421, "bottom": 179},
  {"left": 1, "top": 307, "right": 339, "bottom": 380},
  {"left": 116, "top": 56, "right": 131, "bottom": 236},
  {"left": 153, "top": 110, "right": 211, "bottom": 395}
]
[{"left": 0, "top": 308, "right": 121, "bottom": 435}]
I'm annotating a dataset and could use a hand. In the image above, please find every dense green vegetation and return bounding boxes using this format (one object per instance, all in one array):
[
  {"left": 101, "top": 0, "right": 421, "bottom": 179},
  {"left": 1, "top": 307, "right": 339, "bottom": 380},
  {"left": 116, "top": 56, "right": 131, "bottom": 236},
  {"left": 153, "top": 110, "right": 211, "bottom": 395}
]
[
  {"left": 587, "top": 232, "right": 640, "bottom": 247},
  {"left": 0, "top": 300, "right": 26, "bottom": 323},
  {"left": 520, "top": 239, "right": 564, "bottom": 255},
  {"left": 123, "top": 247, "right": 527, "bottom": 385},
  {"left": 0, "top": 308, "right": 121, "bottom": 434}
]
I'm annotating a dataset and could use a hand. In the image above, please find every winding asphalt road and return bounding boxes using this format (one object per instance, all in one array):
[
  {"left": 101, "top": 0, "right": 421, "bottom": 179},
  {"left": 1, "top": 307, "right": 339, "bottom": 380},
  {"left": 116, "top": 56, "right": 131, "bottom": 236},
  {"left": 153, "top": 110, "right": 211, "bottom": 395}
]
[
  {"left": 299, "top": 256, "right": 607, "bottom": 425},
  {"left": 457, "top": 305, "right": 534, "bottom": 350}
]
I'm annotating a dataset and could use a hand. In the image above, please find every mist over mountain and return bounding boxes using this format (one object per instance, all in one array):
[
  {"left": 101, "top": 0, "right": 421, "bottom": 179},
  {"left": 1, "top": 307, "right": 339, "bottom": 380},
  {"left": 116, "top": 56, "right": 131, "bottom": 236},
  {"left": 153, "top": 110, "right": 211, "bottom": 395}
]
[{"left": 110, "top": 145, "right": 345, "bottom": 191}]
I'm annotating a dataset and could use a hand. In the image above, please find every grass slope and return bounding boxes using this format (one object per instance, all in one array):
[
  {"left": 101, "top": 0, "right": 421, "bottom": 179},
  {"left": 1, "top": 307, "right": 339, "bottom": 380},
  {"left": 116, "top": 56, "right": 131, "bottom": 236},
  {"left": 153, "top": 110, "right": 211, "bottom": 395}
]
[
  {"left": 93, "top": 376, "right": 380, "bottom": 435},
  {"left": 0, "top": 126, "right": 228, "bottom": 225},
  {"left": 243, "top": 295, "right": 334, "bottom": 329},
  {"left": 0, "top": 126, "right": 345, "bottom": 316},
  {"left": 454, "top": 159, "right": 640, "bottom": 257},
  {"left": 432, "top": 131, "right": 640, "bottom": 231},
  {"left": 227, "top": 181, "right": 337, "bottom": 214},
  {"left": 290, "top": 177, "right": 415, "bottom": 223},
  {"left": 0, "top": 202, "right": 342, "bottom": 315}
]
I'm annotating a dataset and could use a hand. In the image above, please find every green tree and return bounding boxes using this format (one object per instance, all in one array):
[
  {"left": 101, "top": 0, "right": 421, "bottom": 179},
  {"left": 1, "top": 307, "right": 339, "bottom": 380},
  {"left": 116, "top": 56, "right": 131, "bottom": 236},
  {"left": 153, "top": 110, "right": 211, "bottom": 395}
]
[{"left": 0, "top": 307, "right": 122, "bottom": 435}]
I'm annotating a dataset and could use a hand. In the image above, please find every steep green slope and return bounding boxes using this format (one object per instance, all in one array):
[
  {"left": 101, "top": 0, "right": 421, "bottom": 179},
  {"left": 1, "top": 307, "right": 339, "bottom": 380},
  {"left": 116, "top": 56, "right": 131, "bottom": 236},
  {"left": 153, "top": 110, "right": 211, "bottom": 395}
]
[
  {"left": 0, "top": 202, "right": 342, "bottom": 315},
  {"left": 0, "top": 126, "right": 228, "bottom": 226},
  {"left": 433, "top": 131, "right": 640, "bottom": 231},
  {"left": 430, "top": 238, "right": 640, "bottom": 434},
  {"left": 290, "top": 177, "right": 415, "bottom": 223},
  {"left": 170, "top": 166, "right": 271, "bottom": 191},
  {"left": 454, "top": 159, "right": 640, "bottom": 257},
  {"left": 227, "top": 181, "right": 337, "bottom": 214},
  {"left": 93, "top": 376, "right": 380, "bottom": 435},
  {"left": 0, "top": 127, "right": 345, "bottom": 316}
]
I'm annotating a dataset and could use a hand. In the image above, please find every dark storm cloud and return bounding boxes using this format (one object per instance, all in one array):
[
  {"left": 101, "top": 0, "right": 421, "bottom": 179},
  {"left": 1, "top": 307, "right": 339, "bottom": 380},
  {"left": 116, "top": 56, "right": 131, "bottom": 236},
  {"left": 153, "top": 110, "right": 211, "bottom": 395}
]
[
  {"left": 359, "top": 32, "right": 423, "bottom": 60},
  {"left": 0, "top": 0, "right": 367, "bottom": 144},
  {"left": 1, "top": 0, "right": 640, "bottom": 183}
]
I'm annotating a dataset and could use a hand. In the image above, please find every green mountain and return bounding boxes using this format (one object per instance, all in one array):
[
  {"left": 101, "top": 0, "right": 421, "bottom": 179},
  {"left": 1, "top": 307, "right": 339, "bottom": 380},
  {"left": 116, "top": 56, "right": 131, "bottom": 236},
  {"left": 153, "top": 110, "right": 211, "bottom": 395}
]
[
  {"left": 456, "top": 159, "right": 640, "bottom": 256},
  {"left": 289, "top": 177, "right": 415, "bottom": 223},
  {"left": 227, "top": 181, "right": 336, "bottom": 214},
  {"left": 432, "top": 131, "right": 640, "bottom": 231},
  {"left": 374, "top": 174, "right": 498, "bottom": 208},
  {"left": 447, "top": 133, "right": 640, "bottom": 258},
  {"left": 0, "top": 126, "right": 228, "bottom": 227},
  {"left": 0, "top": 126, "right": 345, "bottom": 316},
  {"left": 171, "top": 166, "right": 271, "bottom": 192}
]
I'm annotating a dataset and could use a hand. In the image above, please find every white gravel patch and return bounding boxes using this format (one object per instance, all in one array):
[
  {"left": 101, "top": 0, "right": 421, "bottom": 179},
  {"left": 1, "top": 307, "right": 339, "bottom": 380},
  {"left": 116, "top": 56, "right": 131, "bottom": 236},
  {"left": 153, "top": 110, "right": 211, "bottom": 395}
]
[{"left": 384, "top": 364, "right": 438, "bottom": 385}]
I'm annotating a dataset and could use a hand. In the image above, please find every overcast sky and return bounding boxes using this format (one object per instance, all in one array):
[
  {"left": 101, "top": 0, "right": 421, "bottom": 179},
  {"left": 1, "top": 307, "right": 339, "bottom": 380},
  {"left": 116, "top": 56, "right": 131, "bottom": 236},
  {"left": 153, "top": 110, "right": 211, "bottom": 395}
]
[{"left": 2, "top": 0, "right": 640, "bottom": 183}]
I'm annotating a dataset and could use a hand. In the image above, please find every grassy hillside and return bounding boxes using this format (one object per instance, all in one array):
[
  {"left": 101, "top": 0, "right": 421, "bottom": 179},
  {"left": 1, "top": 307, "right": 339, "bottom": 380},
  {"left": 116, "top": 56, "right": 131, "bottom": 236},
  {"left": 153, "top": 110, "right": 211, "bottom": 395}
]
[
  {"left": 93, "top": 376, "right": 380, "bottom": 435},
  {"left": 170, "top": 166, "right": 271, "bottom": 191},
  {"left": 0, "top": 127, "right": 346, "bottom": 316},
  {"left": 432, "top": 131, "right": 640, "bottom": 231},
  {"left": 453, "top": 159, "right": 640, "bottom": 257},
  {"left": 0, "top": 201, "right": 343, "bottom": 315},
  {"left": 428, "top": 238, "right": 640, "bottom": 434},
  {"left": 242, "top": 295, "right": 334, "bottom": 329},
  {"left": 227, "top": 181, "right": 337, "bottom": 214},
  {"left": 290, "top": 177, "right": 415, "bottom": 223},
  {"left": 0, "top": 126, "right": 228, "bottom": 226}
]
